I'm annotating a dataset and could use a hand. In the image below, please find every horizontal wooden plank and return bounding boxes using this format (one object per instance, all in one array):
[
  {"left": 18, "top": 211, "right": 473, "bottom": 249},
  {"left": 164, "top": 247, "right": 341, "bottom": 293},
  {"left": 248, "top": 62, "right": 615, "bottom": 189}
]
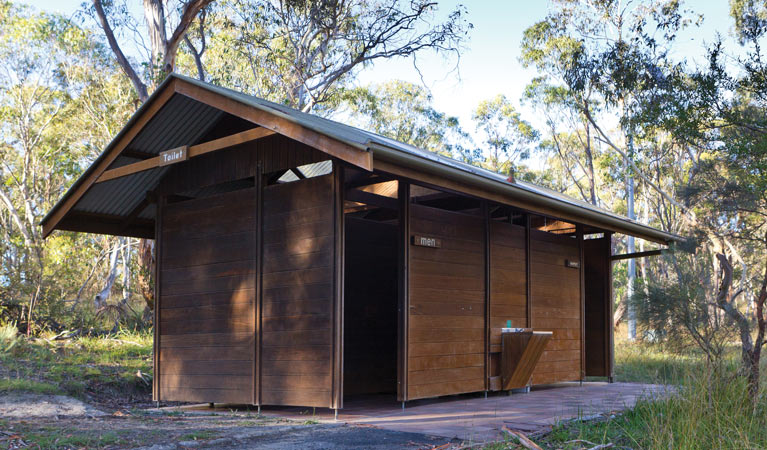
[
  {"left": 161, "top": 387, "right": 251, "bottom": 404},
  {"left": 408, "top": 341, "right": 484, "bottom": 357},
  {"left": 409, "top": 302, "right": 484, "bottom": 317},
  {"left": 263, "top": 235, "right": 332, "bottom": 260},
  {"left": 263, "top": 298, "right": 330, "bottom": 317},
  {"left": 260, "top": 389, "right": 331, "bottom": 407},
  {"left": 261, "top": 359, "right": 329, "bottom": 376},
  {"left": 262, "top": 205, "right": 333, "bottom": 231},
  {"left": 409, "top": 315, "right": 484, "bottom": 329},
  {"left": 259, "top": 250, "right": 332, "bottom": 273},
  {"left": 409, "top": 366, "right": 484, "bottom": 386},
  {"left": 261, "top": 344, "right": 332, "bottom": 361},
  {"left": 532, "top": 306, "right": 580, "bottom": 320},
  {"left": 262, "top": 283, "right": 332, "bottom": 305},
  {"left": 410, "top": 258, "right": 484, "bottom": 278},
  {"left": 162, "top": 260, "right": 254, "bottom": 284},
  {"left": 410, "top": 287, "right": 485, "bottom": 304},
  {"left": 410, "top": 273, "right": 484, "bottom": 291},
  {"left": 160, "top": 332, "right": 254, "bottom": 348},
  {"left": 262, "top": 374, "right": 332, "bottom": 390},
  {"left": 263, "top": 219, "right": 332, "bottom": 245},
  {"left": 159, "top": 360, "right": 252, "bottom": 376},
  {"left": 262, "top": 314, "right": 331, "bottom": 332},
  {"left": 160, "top": 374, "right": 251, "bottom": 390},
  {"left": 161, "top": 303, "right": 254, "bottom": 321},
  {"left": 262, "top": 266, "right": 332, "bottom": 289},
  {"left": 162, "top": 274, "right": 255, "bottom": 296},
  {"left": 262, "top": 329, "right": 332, "bottom": 346},
  {"left": 160, "top": 317, "right": 254, "bottom": 335},
  {"left": 409, "top": 327, "right": 484, "bottom": 343},
  {"left": 161, "top": 289, "right": 253, "bottom": 309},
  {"left": 159, "top": 345, "right": 253, "bottom": 362},
  {"left": 407, "top": 379, "right": 484, "bottom": 400},
  {"left": 408, "top": 354, "right": 484, "bottom": 371}
]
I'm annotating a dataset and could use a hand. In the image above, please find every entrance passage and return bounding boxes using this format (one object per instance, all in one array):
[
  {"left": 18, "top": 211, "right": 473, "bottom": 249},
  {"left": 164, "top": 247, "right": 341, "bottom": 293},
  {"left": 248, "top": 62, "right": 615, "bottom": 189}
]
[{"left": 343, "top": 215, "right": 399, "bottom": 398}]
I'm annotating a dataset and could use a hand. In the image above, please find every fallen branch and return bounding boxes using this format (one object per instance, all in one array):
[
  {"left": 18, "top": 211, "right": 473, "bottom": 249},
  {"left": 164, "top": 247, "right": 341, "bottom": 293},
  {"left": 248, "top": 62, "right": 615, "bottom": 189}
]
[
  {"left": 502, "top": 426, "right": 543, "bottom": 450},
  {"left": 566, "top": 439, "right": 614, "bottom": 450}
]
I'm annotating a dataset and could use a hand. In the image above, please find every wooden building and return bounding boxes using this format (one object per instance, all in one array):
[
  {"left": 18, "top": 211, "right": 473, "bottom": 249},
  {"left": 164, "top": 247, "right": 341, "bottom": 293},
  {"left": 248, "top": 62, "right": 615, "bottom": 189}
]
[{"left": 42, "top": 74, "right": 680, "bottom": 411}]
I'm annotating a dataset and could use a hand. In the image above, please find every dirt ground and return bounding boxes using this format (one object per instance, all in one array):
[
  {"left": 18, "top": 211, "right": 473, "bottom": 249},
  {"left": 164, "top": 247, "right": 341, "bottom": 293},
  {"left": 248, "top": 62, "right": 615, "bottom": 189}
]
[{"left": 0, "top": 394, "right": 460, "bottom": 450}]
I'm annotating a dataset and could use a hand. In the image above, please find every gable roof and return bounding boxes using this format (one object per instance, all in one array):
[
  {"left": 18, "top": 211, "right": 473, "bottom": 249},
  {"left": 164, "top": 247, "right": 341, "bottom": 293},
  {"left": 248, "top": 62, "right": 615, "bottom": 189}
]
[{"left": 42, "top": 73, "right": 682, "bottom": 244}]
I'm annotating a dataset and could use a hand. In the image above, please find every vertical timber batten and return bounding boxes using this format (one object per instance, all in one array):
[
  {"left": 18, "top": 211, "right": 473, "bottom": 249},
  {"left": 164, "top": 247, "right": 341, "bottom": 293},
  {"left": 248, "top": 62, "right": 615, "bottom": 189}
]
[
  {"left": 606, "top": 232, "right": 615, "bottom": 380},
  {"left": 397, "top": 182, "right": 410, "bottom": 402},
  {"left": 332, "top": 163, "right": 345, "bottom": 410},
  {"left": 578, "top": 225, "right": 585, "bottom": 381},
  {"left": 254, "top": 165, "right": 263, "bottom": 406},
  {"left": 483, "top": 201, "right": 490, "bottom": 392},
  {"left": 153, "top": 196, "right": 164, "bottom": 402},
  {"left": 525, "top": 215, "right": 532, "bottom": 329}
]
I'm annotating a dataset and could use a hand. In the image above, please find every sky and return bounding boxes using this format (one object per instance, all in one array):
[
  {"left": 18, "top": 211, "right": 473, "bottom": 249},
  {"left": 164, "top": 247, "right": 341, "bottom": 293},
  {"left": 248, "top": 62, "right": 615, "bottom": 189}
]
[{"left": 23, "top": 0, "right": 739, "bottom": 140}]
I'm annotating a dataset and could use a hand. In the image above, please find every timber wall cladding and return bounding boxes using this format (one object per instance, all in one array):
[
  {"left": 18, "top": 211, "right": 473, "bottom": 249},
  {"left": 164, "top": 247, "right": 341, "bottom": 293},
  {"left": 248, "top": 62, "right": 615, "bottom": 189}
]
[
  {"left": 158, "top": 187, "right": 256, "bottom": 403},
  {"left": 488, "top": 220, "right": 527, "bottom": 380},
  {"left": 530, "top": 229, "right": 582, "bottom": 384},
  {"left": 261, "top": 174, "right": 335, "bottom": 407},
  {"left": 408, "top": 204, "right": 486, "bottom": 400},
  {"left": 584, "top": 236, "right": 610, "bottom": 377}
]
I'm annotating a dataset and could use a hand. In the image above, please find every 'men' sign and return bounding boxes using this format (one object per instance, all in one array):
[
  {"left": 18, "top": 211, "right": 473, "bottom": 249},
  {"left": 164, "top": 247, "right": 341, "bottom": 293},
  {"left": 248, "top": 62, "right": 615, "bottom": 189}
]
[
  {"left": 412, "top": 235, "right": 442, "bottom": 248},
  {"left": 159, "top": 146, "right": 189, "bottom": 166}
]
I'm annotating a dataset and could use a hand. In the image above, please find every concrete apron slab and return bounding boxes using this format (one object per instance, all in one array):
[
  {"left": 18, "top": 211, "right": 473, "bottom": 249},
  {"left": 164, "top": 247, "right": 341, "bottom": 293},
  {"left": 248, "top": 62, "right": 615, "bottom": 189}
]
[{"left": 158, "top": 382, "right": 670, "bottom": 443}]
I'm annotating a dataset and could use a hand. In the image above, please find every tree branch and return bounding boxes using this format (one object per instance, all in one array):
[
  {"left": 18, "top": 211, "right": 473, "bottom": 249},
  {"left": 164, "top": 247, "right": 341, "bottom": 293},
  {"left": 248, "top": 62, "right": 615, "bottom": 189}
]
[{"left": 92, "top": 0, "right": 148, "bottom": 102}]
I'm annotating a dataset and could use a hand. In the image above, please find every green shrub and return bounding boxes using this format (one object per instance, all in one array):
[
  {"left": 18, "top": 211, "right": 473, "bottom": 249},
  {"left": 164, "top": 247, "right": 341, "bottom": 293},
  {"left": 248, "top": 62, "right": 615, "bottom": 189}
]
[{"left": 0, "top": 322, "right": 19, "bottom": 353}]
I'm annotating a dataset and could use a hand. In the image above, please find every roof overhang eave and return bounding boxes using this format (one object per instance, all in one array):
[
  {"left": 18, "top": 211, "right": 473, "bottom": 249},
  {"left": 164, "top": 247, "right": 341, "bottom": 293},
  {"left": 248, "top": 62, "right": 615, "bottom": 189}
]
[{"left": 369, "top": 142, "right": 683, "bottom": 246}]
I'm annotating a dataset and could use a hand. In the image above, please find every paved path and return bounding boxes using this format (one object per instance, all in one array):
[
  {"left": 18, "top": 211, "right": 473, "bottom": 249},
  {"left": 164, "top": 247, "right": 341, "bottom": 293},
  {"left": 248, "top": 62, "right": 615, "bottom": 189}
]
[
  {"left": 178, "top": 382, "right": 670, "bottom": 444},
  {"left": 341, "top": 382, "right": 668, "bottom": 442}
]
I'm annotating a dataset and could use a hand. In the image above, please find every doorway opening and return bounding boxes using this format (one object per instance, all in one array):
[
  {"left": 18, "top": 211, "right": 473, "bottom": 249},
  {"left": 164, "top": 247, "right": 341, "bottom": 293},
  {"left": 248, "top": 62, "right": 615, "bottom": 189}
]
[{"left": 343, "top": 173, "right": 400, "bottom": 401}]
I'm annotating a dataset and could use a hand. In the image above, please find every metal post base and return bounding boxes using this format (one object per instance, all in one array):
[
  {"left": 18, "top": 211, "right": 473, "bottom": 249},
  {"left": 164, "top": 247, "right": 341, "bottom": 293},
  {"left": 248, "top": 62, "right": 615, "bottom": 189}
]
[
  {"left": 401, "top": 401, "right": 405, "bottom": 411},
  {"left": 334, "top": 409, "right": 338, "bottom": 421},
  {"left": 257, "top": 405, "right": 261, "bottom": 414}
]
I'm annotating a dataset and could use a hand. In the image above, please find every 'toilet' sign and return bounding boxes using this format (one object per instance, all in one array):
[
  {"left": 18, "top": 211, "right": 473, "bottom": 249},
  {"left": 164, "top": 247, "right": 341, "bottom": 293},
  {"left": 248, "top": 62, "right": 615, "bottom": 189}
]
[{"left": 159, "top": 146, "right": 189, "bottom": 166}]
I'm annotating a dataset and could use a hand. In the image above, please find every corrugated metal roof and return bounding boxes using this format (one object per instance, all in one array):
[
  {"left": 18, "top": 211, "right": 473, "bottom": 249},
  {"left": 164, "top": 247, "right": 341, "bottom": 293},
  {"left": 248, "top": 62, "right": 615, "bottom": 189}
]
[
  {"left": 69, "top": 92, "right": 224, "bottom": 219},
  {"left": 43, "top": 73, "right": 681, "bottom": 243}
]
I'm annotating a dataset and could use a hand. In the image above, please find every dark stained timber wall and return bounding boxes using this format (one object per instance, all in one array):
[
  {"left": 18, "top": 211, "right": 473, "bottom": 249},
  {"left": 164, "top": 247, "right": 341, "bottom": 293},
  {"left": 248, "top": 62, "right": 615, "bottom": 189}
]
[
  {"left": 584, "top": 236, "right": 610, "bottom": 377},
  {"left": 158, "top": 187, "right": 256, "bottom": 403},
  {"left": 530, "top": 229, "right": 582, "bottom": 384},
  {"left": 407, "top": 204, "right": 486, "bottom": 400},
  {"left": 261, "top": 174, "right": 335, "bottom": 407}
]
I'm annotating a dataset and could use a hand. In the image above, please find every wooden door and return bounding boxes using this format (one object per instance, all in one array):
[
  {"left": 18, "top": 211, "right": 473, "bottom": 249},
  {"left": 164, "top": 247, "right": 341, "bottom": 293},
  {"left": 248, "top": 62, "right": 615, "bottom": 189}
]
[
  {"left": 407, "top": 204, "right": 486, "bottom": 400},
  {"left": 260, "top": 174, "right": 335, "bottom": 407},
  {"left": 157, "top": 187, "right": 257, "bottom": 403}
]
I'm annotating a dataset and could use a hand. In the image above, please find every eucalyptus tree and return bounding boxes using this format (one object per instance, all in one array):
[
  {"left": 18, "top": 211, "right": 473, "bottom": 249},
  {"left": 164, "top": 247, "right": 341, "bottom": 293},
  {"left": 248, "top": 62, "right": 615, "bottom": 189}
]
[
  {"left": 201, "top": 0, "right": 472, "bottom": 111},
  {"left": 340, "top": 80, "right": 473, "bottom": 160},
  {"left": 472, "top": 94, "right": 537, "bottom": 178},
  {"left": 0, "top": 2, "right": 135, "bottom": 332},
  {"left": 643, "top": 0, "right": 767, "bottom": 399},
  {"left": 520, "top": 0, "right": 699, "bottom": 339}
]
